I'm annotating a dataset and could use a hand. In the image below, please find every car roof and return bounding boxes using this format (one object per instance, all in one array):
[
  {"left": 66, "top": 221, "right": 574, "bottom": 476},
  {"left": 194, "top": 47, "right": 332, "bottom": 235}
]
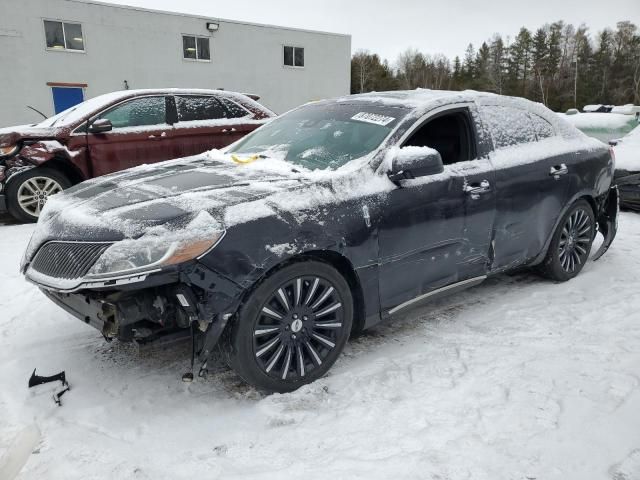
[
  {"left": 332, "top": 89, "right": 494, "bottom": 108},
  {"left": 113, "top": 88, "right": 253, "bottom": 100},
  {"left": 314, "top": 89, "right": 584, "bottom": 140}
]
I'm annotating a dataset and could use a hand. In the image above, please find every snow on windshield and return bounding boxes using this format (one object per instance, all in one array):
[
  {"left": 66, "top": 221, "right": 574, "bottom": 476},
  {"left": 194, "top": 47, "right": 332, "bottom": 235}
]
[
  {"left": 228, "top": 102, "right": 410, "bottom": 170},
  {"left": 37, "top": 91, "right": 132, "bottom": 127}
]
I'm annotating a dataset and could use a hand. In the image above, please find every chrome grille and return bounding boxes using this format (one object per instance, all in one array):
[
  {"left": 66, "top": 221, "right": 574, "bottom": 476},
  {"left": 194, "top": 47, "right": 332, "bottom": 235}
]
[{"left": 30, "top": 242, "right": 111, "bottom": 279}]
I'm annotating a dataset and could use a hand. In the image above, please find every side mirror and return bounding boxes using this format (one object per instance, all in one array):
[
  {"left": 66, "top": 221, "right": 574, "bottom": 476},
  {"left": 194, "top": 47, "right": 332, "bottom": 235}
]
[
  {"left": 388, "top": 147, "right": 444, "bottom": 183},
  {"left": 88, "top": 118, "right": 113, "bottom": 134}
]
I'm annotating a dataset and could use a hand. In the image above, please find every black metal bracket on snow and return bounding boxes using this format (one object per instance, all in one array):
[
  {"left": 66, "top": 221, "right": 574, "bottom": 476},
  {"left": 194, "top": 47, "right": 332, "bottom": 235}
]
[
  {"left": 181, "top": 314, "right": 233, "bottom": 383},
  {"left": 28, "top": 369, "right": 71, "bottom": 406},
  {"left": 28, "top": 369, "right": 67, "bottom": 388}
]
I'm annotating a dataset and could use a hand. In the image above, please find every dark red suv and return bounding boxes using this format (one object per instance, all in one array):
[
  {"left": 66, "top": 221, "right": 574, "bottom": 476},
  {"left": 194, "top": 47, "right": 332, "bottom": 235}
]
[{"left": 0, "top": 89, "right": 275, "bottom": 222}]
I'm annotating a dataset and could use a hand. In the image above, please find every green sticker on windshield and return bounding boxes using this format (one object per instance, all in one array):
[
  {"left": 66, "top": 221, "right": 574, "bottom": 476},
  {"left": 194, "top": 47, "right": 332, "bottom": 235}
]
[{"left": 351, "top": 112, "right": 395, "bottom": 126}]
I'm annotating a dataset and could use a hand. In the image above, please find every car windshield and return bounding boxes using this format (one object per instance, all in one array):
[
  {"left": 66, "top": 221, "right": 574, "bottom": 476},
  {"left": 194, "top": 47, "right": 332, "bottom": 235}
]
[
  {"left": 36, "top": 92, "right": 130, "bottom": 127},
  {"left": 228, "top": 102, "right": 410, "bottom": 170}
]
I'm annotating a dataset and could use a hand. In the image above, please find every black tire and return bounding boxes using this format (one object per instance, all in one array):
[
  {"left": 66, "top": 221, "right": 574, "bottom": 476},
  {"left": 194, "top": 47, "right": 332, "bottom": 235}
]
[
  {"left": 224, "top": 260, "right": 353, "bottom": 393},
  {"left": 538, "top": 199, "right": 596, "bottom": 282},
  {"left": 6, "top": 168, "right": 71, "bottom": 223}
]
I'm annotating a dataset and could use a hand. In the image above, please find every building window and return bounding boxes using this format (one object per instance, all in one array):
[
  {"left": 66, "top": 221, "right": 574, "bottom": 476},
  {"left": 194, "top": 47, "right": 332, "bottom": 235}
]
[
  {"left": 283, "top": 46, "right": 304, "bottom": 67},
  {"left": 182, "top": 35, "right": 210, "bottom": 61},
  {"left": 44, "top": 20, "right": 84, "bottom": 51}
]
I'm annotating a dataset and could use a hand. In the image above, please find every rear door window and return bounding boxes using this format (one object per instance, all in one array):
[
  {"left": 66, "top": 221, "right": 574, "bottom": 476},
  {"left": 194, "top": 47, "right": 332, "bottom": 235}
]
[
  {"left": 528, "top": 113, "right": 555, "bottom": 140},
  {"left": 219, "top": 98, "right": 250, "bottom": 118},
  {"left": 176, "top": 95, "right": 227, "bottom": 122},
  {"left": 480, "top": 105, "right": 537, "bottom": 149},
  {"left": 98, "top": 96, "right": 166, "bottom": 129}
]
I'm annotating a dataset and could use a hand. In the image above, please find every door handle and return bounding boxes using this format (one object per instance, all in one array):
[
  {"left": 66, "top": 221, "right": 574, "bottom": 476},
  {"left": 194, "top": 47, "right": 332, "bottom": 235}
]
[
  {"left": 549, "top": 164, "right": 568, "bottom": 177},
  {"left": 221, "top": 128, "right": 237, "bottom": 133},
  {"left": 463, "top": 179, "right": 491, "bottom": 198},
  {"left": 148, "top": 132, "right": 167, "bottom": 140}
]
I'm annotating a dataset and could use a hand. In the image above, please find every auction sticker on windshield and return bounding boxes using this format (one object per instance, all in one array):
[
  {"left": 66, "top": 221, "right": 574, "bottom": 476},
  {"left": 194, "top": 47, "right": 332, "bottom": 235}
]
[{"left": 351, "top": 112, "right": 396, "bottom": 126}]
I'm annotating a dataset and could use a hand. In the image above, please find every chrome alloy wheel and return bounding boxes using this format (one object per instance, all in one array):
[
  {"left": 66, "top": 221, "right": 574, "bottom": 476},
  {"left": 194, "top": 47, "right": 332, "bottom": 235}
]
[
  {"left": 253, "top": 276, "right": 345, "bottom": 381},
  {"left": 558, "top": 207, "right": 592, "bottom": 273},
  {"left": 17, "top": 176, "right": 62, "bottom": 217}
]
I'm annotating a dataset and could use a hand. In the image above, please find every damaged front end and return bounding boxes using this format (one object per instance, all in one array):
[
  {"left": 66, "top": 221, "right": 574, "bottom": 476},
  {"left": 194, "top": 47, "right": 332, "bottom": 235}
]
[
  {"left": 592, "top": 186, "right": 619, "bottom": 261},
  {"left": 22, "top": 209, "right": 247, "bottom": 375},
  {"left": 37, "top": 261, "right": 244, "bottom": 368}
]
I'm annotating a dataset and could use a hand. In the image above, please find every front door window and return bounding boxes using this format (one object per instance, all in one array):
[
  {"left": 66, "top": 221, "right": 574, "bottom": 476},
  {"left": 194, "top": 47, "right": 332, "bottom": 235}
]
[{"left": 98, "top": 96, "right": 167, "bottom": 129}]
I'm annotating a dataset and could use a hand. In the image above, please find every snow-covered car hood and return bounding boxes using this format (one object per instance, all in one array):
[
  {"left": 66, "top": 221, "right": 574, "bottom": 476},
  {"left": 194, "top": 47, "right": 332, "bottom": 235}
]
[
  {"left": 0, "top": 124, "right": 67, "bottom": 148},
  {"left": 27, "top": 153, "right": 309, "bottom": 249}
]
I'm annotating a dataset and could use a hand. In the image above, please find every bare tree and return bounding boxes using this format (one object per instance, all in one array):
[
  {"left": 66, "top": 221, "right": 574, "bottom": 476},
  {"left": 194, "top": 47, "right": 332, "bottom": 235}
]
[{"left": 352, "top": 50, "right": 375, "bottom": 93}]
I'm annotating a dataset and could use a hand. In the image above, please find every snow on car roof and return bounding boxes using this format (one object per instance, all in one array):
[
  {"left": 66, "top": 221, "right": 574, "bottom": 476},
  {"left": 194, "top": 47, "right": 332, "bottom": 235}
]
[
  {"left": 334, "top": 89, "right": 483, "bottom": 108},
  {"left": 334, "top": 89, "right": 584, "bottom": 141},
  {"left": 37, "top": 88, "right": 260, "bottom": 128}
]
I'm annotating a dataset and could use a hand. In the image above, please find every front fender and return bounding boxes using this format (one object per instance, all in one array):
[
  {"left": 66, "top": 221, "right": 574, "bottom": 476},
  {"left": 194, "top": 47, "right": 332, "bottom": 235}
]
[{"left": 15, "top": 140, "right": 65, "bottom": 165}]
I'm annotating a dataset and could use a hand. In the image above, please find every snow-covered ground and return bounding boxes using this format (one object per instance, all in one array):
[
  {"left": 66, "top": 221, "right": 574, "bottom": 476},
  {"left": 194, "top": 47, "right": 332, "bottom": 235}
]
[{"left": 1, "top": 216, "right": 640, "bottom": 480}]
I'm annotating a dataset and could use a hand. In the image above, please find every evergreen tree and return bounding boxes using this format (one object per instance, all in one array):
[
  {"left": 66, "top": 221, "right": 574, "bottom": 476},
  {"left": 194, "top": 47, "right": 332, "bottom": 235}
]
[{"left": 349, "top": 20, "right": 640, "bottom": 109}]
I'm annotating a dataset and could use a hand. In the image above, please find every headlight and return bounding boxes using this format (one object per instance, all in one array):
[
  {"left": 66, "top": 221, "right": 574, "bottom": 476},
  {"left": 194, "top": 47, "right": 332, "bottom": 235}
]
[
  {"left": 87, "top": 232, "right": 224, "bottom": 277},
  {"left": 86, "top": 211, "right": 225, "bottom": 278},
  {"left": 0, "top": 145, "right": 19, "bottom": 157}
]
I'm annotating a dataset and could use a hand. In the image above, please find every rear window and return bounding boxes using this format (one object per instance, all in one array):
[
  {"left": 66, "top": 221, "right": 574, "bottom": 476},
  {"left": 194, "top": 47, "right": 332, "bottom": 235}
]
[
  {"left": 176, "top": 95, "right": 227, "bottom": 122},
  {"left": 481, "top": 105, "right": 537, "bottom": 148},
  {"left": 529, "top": 113, "right": 555, "bottom": 140},
  {"left": 219, "top": 98, "right": 250, "bottom": 118}
]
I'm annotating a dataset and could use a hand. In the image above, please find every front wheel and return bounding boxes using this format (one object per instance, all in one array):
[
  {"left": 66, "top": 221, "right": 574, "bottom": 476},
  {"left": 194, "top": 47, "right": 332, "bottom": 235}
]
[
  {"left": 224, "top": 260, "right": 353, "bottom": 393},
  {"left": 6, "top": 168, "right": 71, "bottom": 222},
  {"left": 538, "top": 199, "right": 595, "bottom": 281}
]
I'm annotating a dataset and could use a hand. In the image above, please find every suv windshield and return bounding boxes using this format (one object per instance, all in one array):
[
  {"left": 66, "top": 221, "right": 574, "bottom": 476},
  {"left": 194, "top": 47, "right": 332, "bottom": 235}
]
[
  {"left": 36, "top": 92, "right": 129, "bottom": 127},
  {"left": 228, "top": 102, "right": 409, "bottom": 170}
]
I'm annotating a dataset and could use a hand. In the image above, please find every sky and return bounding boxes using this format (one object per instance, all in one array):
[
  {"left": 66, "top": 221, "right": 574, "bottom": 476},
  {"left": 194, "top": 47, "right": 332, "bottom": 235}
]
[{"left": 104, "top": 0, "right": 640, "bottom": 65}]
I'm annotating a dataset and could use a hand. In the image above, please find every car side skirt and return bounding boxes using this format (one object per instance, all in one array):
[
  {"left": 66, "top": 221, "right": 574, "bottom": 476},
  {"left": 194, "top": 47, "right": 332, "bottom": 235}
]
[{"left": 387, "top": 275, "right": 486, "bottom": 316}]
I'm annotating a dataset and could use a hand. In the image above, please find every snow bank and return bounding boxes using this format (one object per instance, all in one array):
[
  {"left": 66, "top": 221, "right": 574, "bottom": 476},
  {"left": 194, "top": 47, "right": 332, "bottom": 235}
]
[
  {"left": 558, "top": 112, "right": 636, "bottom": 130},
  {"left": 611, "top": 104, "right": 640, "bottom": 115},
  {"left": 613, "top": 126, "right": 640, "bottom": 172}
]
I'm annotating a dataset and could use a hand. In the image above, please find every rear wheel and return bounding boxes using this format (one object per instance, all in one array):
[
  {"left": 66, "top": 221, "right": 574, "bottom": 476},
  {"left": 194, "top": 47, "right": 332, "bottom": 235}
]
[
  {"left": 225, "top": 260, "right": 353, "bottom": 393},
  {"left": 538, "top": 199, "right": 595, "bottom": 281},
  {"left": 6, "top": 168, "right": 71, "bottom": 222}
]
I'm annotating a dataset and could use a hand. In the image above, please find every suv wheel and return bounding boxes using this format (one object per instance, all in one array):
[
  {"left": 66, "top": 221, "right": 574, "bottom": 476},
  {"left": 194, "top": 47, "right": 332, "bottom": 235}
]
[
  {"left": 538, "top": 199, "right": 595, "bottom": 281},
  {"left": 224, "top": 260, "right": 353, "bottom": 393},
  {"left": 6, "top": 168, "right": 71, "bottom": 222}
]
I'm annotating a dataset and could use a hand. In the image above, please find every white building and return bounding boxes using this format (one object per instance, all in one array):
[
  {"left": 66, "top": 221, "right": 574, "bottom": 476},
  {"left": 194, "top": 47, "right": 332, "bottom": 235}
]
[{"left": 0, "top": 0, "right": 351, "bottom": 127}]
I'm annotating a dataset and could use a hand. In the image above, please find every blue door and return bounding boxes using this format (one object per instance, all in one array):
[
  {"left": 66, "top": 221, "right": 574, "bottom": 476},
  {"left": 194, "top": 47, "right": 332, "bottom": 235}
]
[{"left": 51, "top": 87, "right": 84, "bottom": 114}]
